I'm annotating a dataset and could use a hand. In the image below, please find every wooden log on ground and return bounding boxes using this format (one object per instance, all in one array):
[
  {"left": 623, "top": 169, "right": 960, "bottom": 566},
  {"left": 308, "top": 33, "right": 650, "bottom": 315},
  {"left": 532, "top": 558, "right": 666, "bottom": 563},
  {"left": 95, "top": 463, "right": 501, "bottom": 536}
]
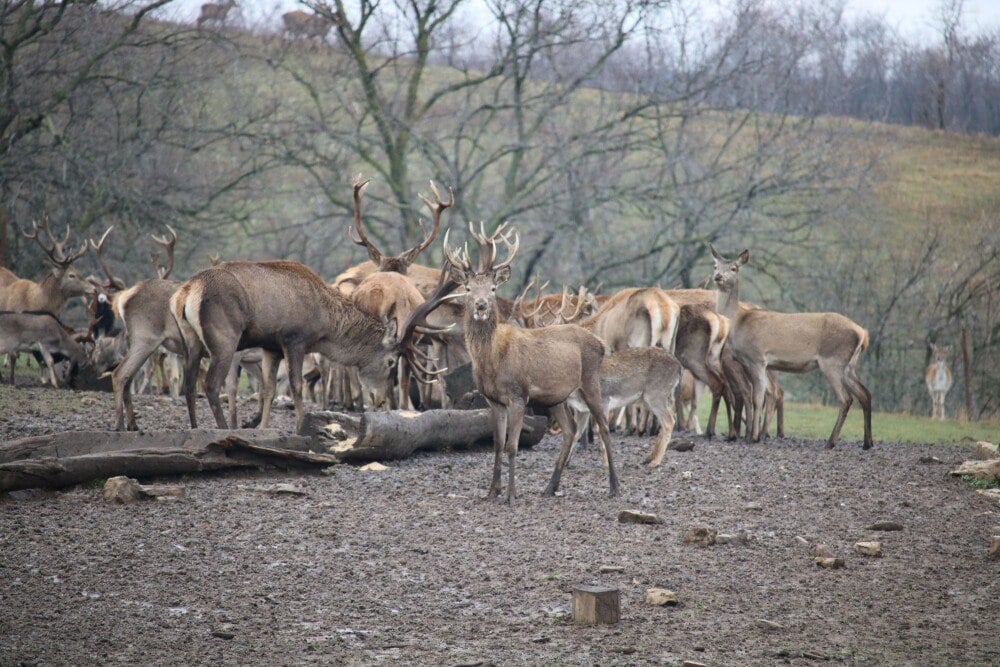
[
  {"left": 300, "top": 409, "right": 548, "bottom": 462},
  {"left": 572, "top": 585, "right": 620, "bottom": 624},
  {"left": 0, "top": 430, "right": 324, "bottom": 492}
]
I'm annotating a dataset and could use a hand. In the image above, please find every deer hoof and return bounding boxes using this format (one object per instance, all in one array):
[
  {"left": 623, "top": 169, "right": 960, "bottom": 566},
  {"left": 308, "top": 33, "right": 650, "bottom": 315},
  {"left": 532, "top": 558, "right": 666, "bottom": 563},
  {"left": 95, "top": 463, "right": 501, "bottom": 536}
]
[{"left": 862, "top": 441, "right": 873, "bottom": 450}]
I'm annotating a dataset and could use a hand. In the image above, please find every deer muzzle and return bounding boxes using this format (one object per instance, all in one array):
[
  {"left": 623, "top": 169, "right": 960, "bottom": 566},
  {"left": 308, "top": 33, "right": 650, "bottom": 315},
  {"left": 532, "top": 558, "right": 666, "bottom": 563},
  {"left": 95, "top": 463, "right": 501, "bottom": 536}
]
[{"left": 472, "top": 298, "right": 490, "bottom": 321}]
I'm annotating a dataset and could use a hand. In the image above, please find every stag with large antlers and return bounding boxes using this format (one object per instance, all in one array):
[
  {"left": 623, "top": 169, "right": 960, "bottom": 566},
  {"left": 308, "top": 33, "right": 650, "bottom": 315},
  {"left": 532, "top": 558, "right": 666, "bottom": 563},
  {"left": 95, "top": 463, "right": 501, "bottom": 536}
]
[
  {"left": 170, "top": 255, "right": 450, "bottom": 431},
  {"left": 0, "top": 217, "right": 93, "bottom": 313},
  {"left": 710, "top": 246, "right": 872, "bottom": 448},
  {"left": 441, "top": 223, "right": 620, "bottom": 502}
]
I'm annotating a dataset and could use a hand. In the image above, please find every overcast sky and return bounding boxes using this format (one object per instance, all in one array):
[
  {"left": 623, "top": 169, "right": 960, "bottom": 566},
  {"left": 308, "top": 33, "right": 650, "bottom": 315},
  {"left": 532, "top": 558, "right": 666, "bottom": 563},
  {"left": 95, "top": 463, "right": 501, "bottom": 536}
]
[{"left": 161, "top": 0, "right": 1000, "bottom": 40}]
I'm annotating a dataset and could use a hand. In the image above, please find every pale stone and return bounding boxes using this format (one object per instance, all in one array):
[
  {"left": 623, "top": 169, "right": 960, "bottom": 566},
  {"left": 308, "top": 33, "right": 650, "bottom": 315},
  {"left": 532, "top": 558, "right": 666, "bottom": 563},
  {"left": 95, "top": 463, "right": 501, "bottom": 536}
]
[
  {"left": 755, "top": 618, "right": 783, "bottom": 631},
  {"left": 973, "top": 441, "right": 999, "bottom": 460},
  {"left": 815, "top": 557, "right": 845, "bottom": 569},
  {"left": 102, "top": 476, "right": 143, "bottom": 504},
  {"left": 810, "top": 544, "right": 834, "bottom": 558},
  {"left": 682, "top": 526, "right": 717, "bottom": 546},
  {"left": 974, "top": 489, "right": 1000, "bottom": 506},
  {"left": 598, "top": 565, "right": 625, "bottom": 573},
  {"left": 854, "top": 541, "right": 882, "bottom": 557},
  {"left": 644, "top": 587, "right": 678, "bottom": 606},
  {"left": 950, "top": 459, "right": 1000, "bottom": 481},
  {"left": 360, "top": 462, "right": 388, "bottom": 472},
  {"left": 618, "top": 510, "right": 662, "bottom": 525}
]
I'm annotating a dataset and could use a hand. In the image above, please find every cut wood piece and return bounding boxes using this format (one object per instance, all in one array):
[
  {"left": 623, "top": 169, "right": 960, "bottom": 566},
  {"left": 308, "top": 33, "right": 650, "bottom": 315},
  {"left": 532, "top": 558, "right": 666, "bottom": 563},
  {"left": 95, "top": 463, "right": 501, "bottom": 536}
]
[
  {"left": 300, "top": 409, "right": 547, "bottom": 462},
  {"left": 572, "top": 585, "right": 620, "bottom": 624}
]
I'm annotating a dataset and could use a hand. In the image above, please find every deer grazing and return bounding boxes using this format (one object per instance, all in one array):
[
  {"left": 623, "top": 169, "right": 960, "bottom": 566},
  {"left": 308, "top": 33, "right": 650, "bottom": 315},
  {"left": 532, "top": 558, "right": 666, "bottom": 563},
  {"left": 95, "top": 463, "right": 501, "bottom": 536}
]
[
  {"left": 196, "top": 0, "right": 236, "bottom": 28},
  {"left": 710, "top": 245, "right": 872, "bottom": 448},
  {"left": 282, "top": 5, "right": 342, "bottom": 41},
  {"left": 925, "top": 343, "right": 953, "bottom": 420},
  {"left": 347, "top": 175, "right": 454, "bottom": 409},
  {"left": 170, "top": 255, "right": 449, "bottom": 432},
  {"left": 0, "top": 311, "right": 91, "bottom": 387},
  {"left": 441, "top": 223, "right": 620, "bottom": 503}
]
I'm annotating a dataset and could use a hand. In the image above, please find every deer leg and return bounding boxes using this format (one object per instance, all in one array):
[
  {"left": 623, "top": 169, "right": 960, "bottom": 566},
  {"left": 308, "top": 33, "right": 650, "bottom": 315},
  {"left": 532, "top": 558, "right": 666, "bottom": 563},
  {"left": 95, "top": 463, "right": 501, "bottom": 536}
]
[
  {"left": 545, "top": 402, "right": 579, "bottom": 495},
  {"left": 821, "top": 363, "right": 853, "bottom": 449},
  {"left": 254, "top": 351, "right": 281, "bottom": 429},
  {"left": 180, "top": 347, "right": 202, "bottom": 429},
  {"left": 113, "top": 340, "right": 158, "bottom": 431},
  {"left": 281, "top": 345, "right": 307, "bottom": 433},
  {"left": 504, "top": 400, "right": 526, "bottom": 504},
  {"left": 845, "top": 365, "right": 873, "bottom": 449},
  {"left": 645, "top": 379, "right": 679, "bottom": 467},
  {"left": 35, "top": 347, "right": 59, "bottom": 388},
  {"left": 747, "top": 366, "right": 768, "bottom": 443},
  {"left": 580, "top": 378, "right": 619, "bottom": 497},
  {"left": 487, "top": 401, "right": 507, "bottom": 498},
  {"left": 226, "top": 355, "right": 241, "bottom": 429}
]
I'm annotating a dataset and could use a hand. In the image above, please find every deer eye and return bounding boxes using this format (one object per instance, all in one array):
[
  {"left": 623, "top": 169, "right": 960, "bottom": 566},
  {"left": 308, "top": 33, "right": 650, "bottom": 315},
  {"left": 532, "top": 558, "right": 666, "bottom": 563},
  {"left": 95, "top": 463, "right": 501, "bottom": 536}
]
[
  {"left": 730, "top": 267, "right": 737, "bottom": 272},
  {"left": 491, "top": 286, "right": 496, "bottom": 292}
]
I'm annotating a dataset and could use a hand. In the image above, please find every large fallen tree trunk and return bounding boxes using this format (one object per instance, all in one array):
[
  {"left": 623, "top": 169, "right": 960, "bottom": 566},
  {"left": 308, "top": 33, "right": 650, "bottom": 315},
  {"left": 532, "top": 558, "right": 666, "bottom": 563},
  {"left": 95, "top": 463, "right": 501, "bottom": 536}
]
[
  {"left": 300, "top": 409, "right": 548, "bottom": 462},
  {"left": 1, "top": 409, "right": 550, "bottom": 491}
]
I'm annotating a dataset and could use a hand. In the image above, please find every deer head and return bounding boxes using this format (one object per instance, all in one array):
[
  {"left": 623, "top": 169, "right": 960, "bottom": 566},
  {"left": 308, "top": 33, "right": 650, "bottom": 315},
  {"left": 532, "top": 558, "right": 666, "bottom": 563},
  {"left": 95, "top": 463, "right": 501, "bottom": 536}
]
[
  {"left": 709, "top": 244, "right": 749, "bottom": 293},
  {"left": 23, "top": 216, "right": 93, "bottom": 296},
  {"left": 348, "top": 174, "right": 454, "bottom": 274},
  {"left": 443, "top": 222, "right": 520, "bottom": 323}
]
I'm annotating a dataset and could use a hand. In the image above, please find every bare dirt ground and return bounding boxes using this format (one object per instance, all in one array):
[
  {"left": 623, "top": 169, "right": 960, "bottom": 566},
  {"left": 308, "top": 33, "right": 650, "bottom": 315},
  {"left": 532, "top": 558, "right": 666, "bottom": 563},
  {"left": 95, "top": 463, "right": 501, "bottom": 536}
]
[{"left": 1, "top": 382, "right": 998, "bottom": 666}]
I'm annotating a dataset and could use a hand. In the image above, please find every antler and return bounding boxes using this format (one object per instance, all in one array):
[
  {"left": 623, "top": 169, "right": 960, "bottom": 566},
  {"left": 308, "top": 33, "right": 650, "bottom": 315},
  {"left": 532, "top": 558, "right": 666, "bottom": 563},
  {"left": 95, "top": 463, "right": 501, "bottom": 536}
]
[
  {"left": 209, "top": 253, "right": 221, "bottom": 266},
  {"left": 88, "top": 226, "right": 126, "bottom": 291},
  {"left": 467, "top": 221, "right": 520, "bottom": 273},
  {"left": 402, "top": 180, "right": 454, "bottom": 265},
  {"left": 560, "top": 285, "right": 590, "bottom": 323},
  {"left": 512, "top": 276, "right": 550, "bottom": 325},
  {"left": 396, "top": 268, "right": 461, "bottom": 382},
  {"left": 23, "top": 215, "right": 88, "bottom": 267},
  {"left": 150, "top": 226, "right": 177, "bottom": 279},
  {"left": 346, "top": 174, "right": 382, "bottom": 265}
]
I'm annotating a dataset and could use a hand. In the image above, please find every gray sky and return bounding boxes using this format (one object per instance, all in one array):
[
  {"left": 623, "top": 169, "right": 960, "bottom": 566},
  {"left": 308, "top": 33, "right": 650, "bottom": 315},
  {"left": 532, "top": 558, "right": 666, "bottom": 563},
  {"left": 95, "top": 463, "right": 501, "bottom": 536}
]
[{"left": 162, "top": 0, "right": 1000, "bottom": 40}]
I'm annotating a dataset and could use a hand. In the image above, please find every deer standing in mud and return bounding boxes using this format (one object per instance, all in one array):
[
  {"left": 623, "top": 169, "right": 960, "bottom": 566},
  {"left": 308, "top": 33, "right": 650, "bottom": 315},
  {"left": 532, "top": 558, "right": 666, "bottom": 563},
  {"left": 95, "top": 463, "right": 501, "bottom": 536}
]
[
  {"left": 925, "top": 344, "right": 953, "bottom": 420},
  {"left": 441, "top": 223, "right": 620, "bottom": 503},
  {"left": 710, "top": 245, "right": 872, "bottom": 448}
]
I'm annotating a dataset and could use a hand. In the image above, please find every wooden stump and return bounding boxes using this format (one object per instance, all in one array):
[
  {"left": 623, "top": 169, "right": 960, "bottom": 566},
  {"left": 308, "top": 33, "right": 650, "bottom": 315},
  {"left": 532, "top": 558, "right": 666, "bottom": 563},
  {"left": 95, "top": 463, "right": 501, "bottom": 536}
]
[{"left": 572, "top": 585, "right": 620, "bottom": 625}]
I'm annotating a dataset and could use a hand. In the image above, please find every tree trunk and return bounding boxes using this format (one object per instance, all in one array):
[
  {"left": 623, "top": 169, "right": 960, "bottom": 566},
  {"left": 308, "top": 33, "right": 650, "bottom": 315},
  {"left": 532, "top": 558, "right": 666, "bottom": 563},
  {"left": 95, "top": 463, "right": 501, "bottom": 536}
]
[{"left": 300, "top": 409, "right": 548, "bottom": 462}]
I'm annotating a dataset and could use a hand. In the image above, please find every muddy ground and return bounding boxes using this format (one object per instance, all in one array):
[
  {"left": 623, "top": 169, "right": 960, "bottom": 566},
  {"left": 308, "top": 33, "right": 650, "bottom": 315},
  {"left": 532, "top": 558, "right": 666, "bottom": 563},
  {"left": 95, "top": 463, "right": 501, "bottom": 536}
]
[{"left": 1, "top": 382, "right": 998, "bottom": 666}]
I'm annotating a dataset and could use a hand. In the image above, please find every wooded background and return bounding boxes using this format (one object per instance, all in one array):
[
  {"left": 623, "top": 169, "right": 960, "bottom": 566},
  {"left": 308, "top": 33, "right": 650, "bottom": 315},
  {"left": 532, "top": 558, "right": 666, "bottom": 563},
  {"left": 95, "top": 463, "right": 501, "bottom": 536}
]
[{"left": 1, "top": 0, "right": 996, "bottom": 416}]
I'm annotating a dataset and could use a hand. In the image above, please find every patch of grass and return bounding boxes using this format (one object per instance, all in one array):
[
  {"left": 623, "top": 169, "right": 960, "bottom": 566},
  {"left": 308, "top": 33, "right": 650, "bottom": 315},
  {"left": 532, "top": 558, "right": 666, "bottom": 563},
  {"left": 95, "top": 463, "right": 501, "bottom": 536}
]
[
  {"left": 694, "top": 400, "right": 1000, "bottom": 445},
  {"left": 960, "top": 475, "right": 1000, "bottom": 491}
]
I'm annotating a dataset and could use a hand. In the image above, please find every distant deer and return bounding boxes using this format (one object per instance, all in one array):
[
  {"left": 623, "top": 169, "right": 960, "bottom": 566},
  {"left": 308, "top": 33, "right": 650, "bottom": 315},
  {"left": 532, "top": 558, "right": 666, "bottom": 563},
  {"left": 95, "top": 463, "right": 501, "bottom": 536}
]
[
  {"left": 196, "top": 0, "right": 236, "bottom": 28},
  {"left": 0, "top": 311, "right": 90, "bottom": 387},
  {"left": 441, "top": 223, "right": 620, "bottom": 503},
  {"left": 0, "top": 217, "right": 93, "bottom": 313},
  {"left": 282, "top": 5, "right": 342, "bottom": 41},
  {"left": 710, "top": 245, "right": 872, "bottom": 448},
  {"left": 925, "top": 344, "right": 953, "bottom": 420}
]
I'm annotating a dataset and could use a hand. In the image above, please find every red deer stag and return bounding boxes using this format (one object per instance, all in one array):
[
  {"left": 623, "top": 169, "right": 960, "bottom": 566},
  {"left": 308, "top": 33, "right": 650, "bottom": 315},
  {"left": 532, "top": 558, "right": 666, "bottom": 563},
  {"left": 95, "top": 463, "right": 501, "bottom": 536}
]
[
  {"left": 441, "top": 223, "right": 620, "bottom": 503},
  {"left": 196, "top": 0, "right": 236, "bottom": 28},
  {"left": 347, "top": 175, "right": 453, "bottom": 409},
  {"left": 925, "top": 343, "right": 953, "bottom": 420},
  {"left": 0, "top": 217, "right": 93, "bottom": 313},
  {"left": 710, "top": 245, "right": 872, "bottom": 448},
  {"left": 170, "top": 257, "right": 448, "bottom": 432}
]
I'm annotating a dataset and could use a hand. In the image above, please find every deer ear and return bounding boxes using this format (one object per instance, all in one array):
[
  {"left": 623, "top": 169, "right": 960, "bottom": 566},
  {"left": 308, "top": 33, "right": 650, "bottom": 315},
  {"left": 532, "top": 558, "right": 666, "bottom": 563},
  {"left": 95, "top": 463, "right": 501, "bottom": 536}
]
[
  {"left": 737, "top": 249, "right": 750, "bottom": 265},
  {"left": 709, "top": 244, "right": 722, "bottom": 261},
  {"left": 494, "top": 265, "right": 511, "bottom": 285},
  {"left": 447, "top": 263, "right": 468, "bottom": 285},
  {"left": 381, "top": 316, "right": 398, "bottom": 345}
]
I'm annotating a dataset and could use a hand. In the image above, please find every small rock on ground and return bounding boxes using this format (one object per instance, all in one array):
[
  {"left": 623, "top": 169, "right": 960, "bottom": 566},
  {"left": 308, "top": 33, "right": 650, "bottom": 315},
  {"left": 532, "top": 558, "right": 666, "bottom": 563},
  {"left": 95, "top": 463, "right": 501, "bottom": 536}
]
[
  {"left": 644, "top": 588, "right": 678, "bottom": 606},
  {"left": 867, "top": 521, "right": 904, "bottom": 531},
  {"left": 682, "top": 526, "right": 717, "bottom": 546},
  {"left": 854, "top": 541, "right": 882, "bottom": 557},
  {"left": 618, "top": 510, "right": 662, "bottom": 525}
]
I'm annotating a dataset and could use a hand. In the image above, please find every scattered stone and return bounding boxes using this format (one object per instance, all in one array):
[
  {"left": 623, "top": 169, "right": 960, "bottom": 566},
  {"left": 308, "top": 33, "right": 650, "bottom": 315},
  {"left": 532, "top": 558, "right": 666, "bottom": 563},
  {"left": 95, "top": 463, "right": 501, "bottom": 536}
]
[
  {"left": 102, "top": 476, "right": 144, "bottom": 504},
  {"left": 143, "top": 485, "right": 186, "bottom": 501},
  {"left": 618, "top": 510, "right": 662, "bottom": 525},
  {"left": 360, "top": 462, "right": 389, "bottom": 472},
  {"left": 598, "top": 565, "right": 625, "bottom": 573},
  {"left": 815, "top": 557, "right": 845, "bottom": 569},
  {"left": 810, "top": 544, "right": 834, "bottom": 558},
  {"left": 975, "top": 489, "right": 1000, "bottom": 506},
  {"left": 240, "top": 483, "right": 309, "bottom": 496},
  {"left": 716, "top": 532, "right": 748, "bottom": 545},
  {"left": 755, "top": 618, "right": 784, "bottom": 631},
  {"left": 79, "top": 396, "right": 97, "bottom": 406},
  {"left": 682, "top": 661, "right": 707, "bottom": 667},
  {"left": 973, "top": 441, "right": 999, "bottom": 460},
  {"left": 794, "top": 535, "right": 810, "bottom": 547},
  {"left": 949, "top": 459, "right": 1000, "bottom": 482},
  {"left": 644, "top": 587, "right": 678, "bottom": 606},
  {"left": 667, "top": 439, "right": 695, "bottom": 452},
  {"left": 681, "top": 471, "right": 693, "bottom": 480},
  {"left": 211, "top": 624, "right": 236, "bottom": 640},
  {"left": 571, "top": 585, "right": 620, "bottom": 625},
  {"left": 989, "top": 536, "right": 999, "bottom": 560},
  {"left": 854, "top": 541, "right": 882, "bottom": 557},
  {"left": 682, "top": 526, "right": 717, "bottom": 546},
  {"left": 744, "top": 502, "right": 763, "bottom": 511},
  {"left": 867, "top": 521, "right": 904, "bottom": 532},
  {"left": 918, "top": 455, "right": 942, "bottom": 464}
]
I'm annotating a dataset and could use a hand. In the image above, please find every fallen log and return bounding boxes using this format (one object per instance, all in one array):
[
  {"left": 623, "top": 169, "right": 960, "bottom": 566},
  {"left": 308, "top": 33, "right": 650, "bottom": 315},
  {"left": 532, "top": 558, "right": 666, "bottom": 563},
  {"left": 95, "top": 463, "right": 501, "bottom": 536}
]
[
  {"left": 300, "top": 409, "right": 548, "bottom": 461},
  {"left": 0, "top": 430, "right": 321, "bottom": 492}
]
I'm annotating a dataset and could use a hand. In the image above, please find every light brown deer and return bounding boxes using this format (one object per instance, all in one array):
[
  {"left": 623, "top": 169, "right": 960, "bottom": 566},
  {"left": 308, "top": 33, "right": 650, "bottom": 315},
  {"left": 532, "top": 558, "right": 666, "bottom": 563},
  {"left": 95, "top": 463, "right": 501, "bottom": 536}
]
[
  {"left": 441, "top": 223, "right": 620, "bottom": 503},
  {"left": 0, "top": 217, "right": 93, "bottom": 313},
  {"left": 282, "top": 5, "right": 342, "bottom": 41},
  {"left": 710, "top": 245, "right": 872, "bottom": 448},
  {"left": 0, "top": 311, "right": 90, "bottom": 387},
  {"left": 925, "top": 343, "right": 953, "bottom": 420},
  {"left": 196, "top": 0, "right": 236, "bottom": 28},
  {"left": 170, "top": 258, "right": 448, "bottom": 432},
  {"left": 347, "top": 175, "right": 453, "bottom": 408}
]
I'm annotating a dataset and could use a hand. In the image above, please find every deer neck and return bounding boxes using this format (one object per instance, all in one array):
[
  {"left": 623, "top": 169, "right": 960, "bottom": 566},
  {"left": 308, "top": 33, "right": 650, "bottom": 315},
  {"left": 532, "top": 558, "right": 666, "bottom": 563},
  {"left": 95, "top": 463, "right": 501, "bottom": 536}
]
[
  {"left": 716, "top": 279, "right": 740, "bottom": 321},
  {"left": 319, "top": 293, "right": 387, "bottom": 365},
  {"left": 463, "top": 304, "right": 500, "bottom": 368}
]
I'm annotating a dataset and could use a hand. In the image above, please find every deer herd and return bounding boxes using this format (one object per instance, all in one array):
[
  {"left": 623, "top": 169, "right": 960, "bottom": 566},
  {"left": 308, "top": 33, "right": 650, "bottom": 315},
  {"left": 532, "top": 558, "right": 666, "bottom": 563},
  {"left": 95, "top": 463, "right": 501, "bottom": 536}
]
[{"left": 0, "top": 175, "right": 894, "bottom": 503}]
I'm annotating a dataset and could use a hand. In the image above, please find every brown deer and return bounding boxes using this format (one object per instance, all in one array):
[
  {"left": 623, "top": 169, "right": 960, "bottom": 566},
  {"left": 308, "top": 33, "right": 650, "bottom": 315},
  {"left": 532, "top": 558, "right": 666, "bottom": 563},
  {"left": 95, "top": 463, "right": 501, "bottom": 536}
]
[
  {"left": 441, "top": 223, "right": 620, "bottom": 503},
  {"left": 170, "top": 257, "right": 448, "bottom": 432},
  {"left": 347, "top": 175, "right": 454, "bottom": 408},
  {"left": 196, "top": 0, "right": 236, "bottom": 28},
  {"left": 282, "top": 5, "right": 342, "bottom": 41},
  {"left": 0, "top": 311, "right": 90, "bottom": 387},
  {"left": 710, "top": 245, "right": 872, "bottom": 448},
  {"left": 0, "top": 217, "right": 92, "bottom": 313},
  {"left": 925, "top": 343, "right": 953, "bottom": 420}
]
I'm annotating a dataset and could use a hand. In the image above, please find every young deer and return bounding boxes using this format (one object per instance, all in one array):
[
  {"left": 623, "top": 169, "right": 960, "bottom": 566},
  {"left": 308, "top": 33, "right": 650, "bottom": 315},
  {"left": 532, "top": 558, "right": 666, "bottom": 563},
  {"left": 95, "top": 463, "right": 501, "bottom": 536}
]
[
  {"left": 710, "top": 246, "right": 872, "bottom": 448},
  {"left": 442, "top": 223, "right": 620, "bottom": 503},
  {"left": 925, "top": 344, "right": 953, "bottom": 420},
  {"left": 0, "top": 311, "right": 90, "bottom": 387}
]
